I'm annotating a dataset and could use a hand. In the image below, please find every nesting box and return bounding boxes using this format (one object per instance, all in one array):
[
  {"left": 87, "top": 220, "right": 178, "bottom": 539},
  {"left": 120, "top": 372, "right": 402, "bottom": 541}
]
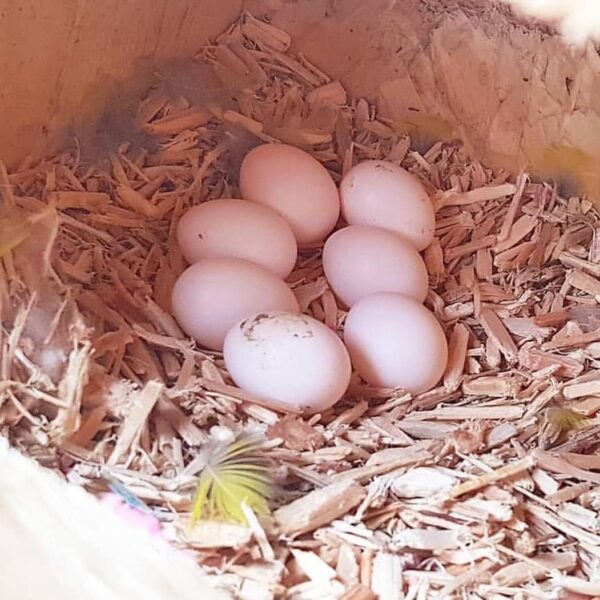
[{"left": 2, "top": 1, "right": 600, "bottom": 598}]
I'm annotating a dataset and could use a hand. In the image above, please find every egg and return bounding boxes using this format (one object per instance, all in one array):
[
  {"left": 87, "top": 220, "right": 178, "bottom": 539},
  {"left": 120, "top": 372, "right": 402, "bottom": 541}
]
[
  {"left": 322, "top": 225, "right": 429, "bottom": 307},
  {"left": 171, "top": 258, "right": 299, "bottom": 351},
  {"left": 343, "top": 292, "right": 448, "bottom": 394},
  {"left": 240, "top": 143, "right": 340, "bottom": 247},
  {"left": 340, "top": 160, "right": 435, "bottom": 251},
  {"left": 176, "top": 199, "right": 297, "bottom": 278},
  {"left": 224, "top": 312, "right": 351, "bottom": 413}
]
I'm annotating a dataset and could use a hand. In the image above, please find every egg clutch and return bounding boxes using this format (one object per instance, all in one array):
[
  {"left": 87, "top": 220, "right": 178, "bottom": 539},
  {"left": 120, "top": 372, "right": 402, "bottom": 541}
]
[{"left": 171, "top": 143, "right": 448, "bottom": 413}]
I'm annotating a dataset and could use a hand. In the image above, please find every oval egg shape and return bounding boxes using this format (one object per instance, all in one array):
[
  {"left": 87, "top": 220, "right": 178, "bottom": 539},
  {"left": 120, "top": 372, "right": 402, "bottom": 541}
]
[
  {"left": 343, "top": 292, "right": 448, "bottom": 394},
  {"left": 340, "top": 160, "right": 435, "bottom": 251},
  {"left": 322, "top": 225, "right": 429, "bottom": 307},
  {"left": 240, "top": 143, "right": 340, "bottom": 247},
  {"left": 176, "top": 199, "right": 298, "bottom": 278},
  {"left": 224, "top": 312, "right": 351, "bottom": 413},
  {"left": 171, "top": 258, "right": 299, "bottom": 351}
]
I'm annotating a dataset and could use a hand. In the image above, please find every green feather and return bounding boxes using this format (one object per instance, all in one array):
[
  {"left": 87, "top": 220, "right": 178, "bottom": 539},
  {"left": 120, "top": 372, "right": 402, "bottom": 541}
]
[{"left": 191, "top": 435, "right": 272, "bottom": 525}]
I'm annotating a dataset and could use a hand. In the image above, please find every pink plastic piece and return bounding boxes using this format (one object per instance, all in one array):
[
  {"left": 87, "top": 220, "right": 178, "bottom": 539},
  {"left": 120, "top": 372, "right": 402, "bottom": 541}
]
[{"left": 100, "top": 493, "right": 162, "bottom": 536}]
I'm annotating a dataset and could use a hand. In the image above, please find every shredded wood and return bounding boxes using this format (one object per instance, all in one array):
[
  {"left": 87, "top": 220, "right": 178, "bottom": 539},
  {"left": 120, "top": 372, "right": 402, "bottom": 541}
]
[{"left": 3, "top": 11, "right": 600, "bottom": 599}]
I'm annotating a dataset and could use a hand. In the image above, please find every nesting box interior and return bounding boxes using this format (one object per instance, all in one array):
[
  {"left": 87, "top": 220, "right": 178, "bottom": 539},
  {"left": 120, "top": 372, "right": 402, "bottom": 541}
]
[{"left": 3, "top": 1, "right": 600, "bottom": 598}]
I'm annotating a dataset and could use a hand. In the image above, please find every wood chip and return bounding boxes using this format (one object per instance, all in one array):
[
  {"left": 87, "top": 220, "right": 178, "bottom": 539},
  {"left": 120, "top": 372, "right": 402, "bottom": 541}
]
[
  {"left": 198, "top": 378, "right": 303, "bottom": 414},
  {"left": 371, "top": 553, "right": 403, "bottom": 600},
  {"left": 567, "top": 269, "right": 600, "bottom": 300},
  {"left": 497, "top": 173, "right": 527, "bottom": 242},
  {"left": 115, "top": 184, "right": 160, "bottom": 218},
  {"left": 563, "top": 378, "right": 600, "bottom": 399},
  {"left": 462, "top": 376, "right": 520, "bottom": 398},
  {"left": 442, "top": 184, "right": 516, "bottom": 206},
  {"left": 449, "top": 456, "right": 535, "bottom": 498},
  {"left": 274, "top": 480, "right": 366, "bottom": 536},
  {"left": 444, "top": 323, "right": 469, "bottom": 392},
  {"left": 548, "top": 482, "right": 593, "bottom": 506},
  {"left": 532, "top": 450, "right": 600, "bottom": 485},
  {"left": 480, "top": 309, "right": 518, "bottom": 363},
  {"left": 332, "top": 447, "right": 435, "bottom": 483},
  {"left": 408, "top": 405, "right": 524, "bottom": 421},
  {"left": 180, "top": 520, "right": 252, "bottom": 549},
  {"left": 144, "top": 108, "right": 210, "bottom": 135},
  {"left": 518, "top": 347, "right": 583, "bottom": 378},
  {"left": 491, "top": 551, "right": 576, "bottom": 586},
  {"left": 543, "top": 329, "right": 600, "bottom": 350},
  {"left": 445, "top": 235, "right": 496, "bottom": 261},
  {"left": 494, "top": 215, "right": 538, "bottom": 253},
  {"left": 340, "top": 584, "right": 376, "bottom": 600},
  {"left": 108, "top": 381, "right": 163, "bottom": 465}
]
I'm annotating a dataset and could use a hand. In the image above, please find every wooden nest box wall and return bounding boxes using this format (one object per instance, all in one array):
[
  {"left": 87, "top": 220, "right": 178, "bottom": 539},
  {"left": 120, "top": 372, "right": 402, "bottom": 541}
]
[
  {"left": 3, "top": 0, "right": 600, "bottom": 182},
  {"left": 2, "top": 1, "right": 600, "bottom": 599}
]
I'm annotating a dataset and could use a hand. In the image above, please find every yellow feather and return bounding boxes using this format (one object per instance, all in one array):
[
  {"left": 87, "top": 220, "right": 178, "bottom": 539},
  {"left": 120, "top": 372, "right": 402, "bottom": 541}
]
[
  {"left": 393, "top": 113, "right": 455, "bottom": 145},
  {"left": 535, "top": 144, "right": 600, "bottom": 205},
  {"left": 0, "top": 209, "right": 34, "bottom": 259},
  {"left": 191, "top": 435, "right": 272, "bottom": 525},
  {"left": 546, "top": 407, "right": 591, "bottom": 433}
]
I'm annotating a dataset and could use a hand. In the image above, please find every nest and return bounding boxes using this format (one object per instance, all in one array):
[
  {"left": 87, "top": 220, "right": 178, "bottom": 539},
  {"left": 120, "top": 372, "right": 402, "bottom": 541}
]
[{"left": 3, "top": 11, "right": 600, "bottom": 600}]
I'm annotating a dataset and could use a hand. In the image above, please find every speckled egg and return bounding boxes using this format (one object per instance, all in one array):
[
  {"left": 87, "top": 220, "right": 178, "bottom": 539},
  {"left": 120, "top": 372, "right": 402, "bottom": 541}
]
[{"left": 224, "top": 312, "right": 351, "bottom": 413}]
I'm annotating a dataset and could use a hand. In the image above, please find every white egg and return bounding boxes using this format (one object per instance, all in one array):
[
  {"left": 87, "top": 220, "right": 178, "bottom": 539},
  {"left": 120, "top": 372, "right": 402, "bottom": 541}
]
[
  {"left": 340, "top": 160, "right": 435, "bottom": 251},
  {"left": 240, "top": 143, "right": 340, "bottom": 247},
  {"left": 322, "top": 225, "right": 429, "bottom": 307},
  {"left": 171, "top": 258, "right": 299, "bottom": 351},
  {"left": 223, "top": 312, "right": 351, "bottom": 413},
  {"left": 176, "top": 199, "right": 297, "bottom": 278},
  {"left": 343, "top": 292, "right": 448, "bottom": 394}
]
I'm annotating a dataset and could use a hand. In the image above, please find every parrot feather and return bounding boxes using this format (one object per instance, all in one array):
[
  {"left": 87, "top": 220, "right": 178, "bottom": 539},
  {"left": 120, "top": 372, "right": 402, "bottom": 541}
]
[
  {"left": 546, "top": 407, "right": 591, "bottom": 433},
  {"left": 536, "top": 144, "right": 600, "bottom": 205},
  {"left": 191, "top": 434, "right": 272, "bottom": 525},
  {"left": 0, "top": 209, "right": 34, "bottom": 259}
]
